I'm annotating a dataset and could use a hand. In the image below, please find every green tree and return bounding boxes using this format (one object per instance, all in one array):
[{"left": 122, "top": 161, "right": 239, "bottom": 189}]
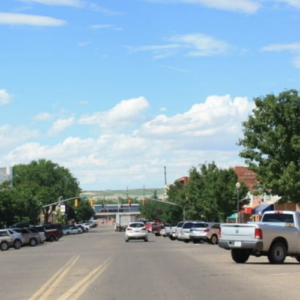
[
  {"left": 75, "top": 200, "right": 94, "bottom": 222},
  {"left": 238, "top": 89, "right": 300, "bottom": 203},
  {"left": 13, "top": 159, "right": 81, "bottom": 224}
]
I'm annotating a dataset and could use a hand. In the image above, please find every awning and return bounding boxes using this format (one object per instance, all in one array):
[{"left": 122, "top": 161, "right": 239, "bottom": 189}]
[
  {"left": 227, "top": 213, "right": 237, "bottom": 220},
  {"left": 240, "top": 207, "right": 252, "bottom": 214},
  {"left": 252, "top": 203, "right": 274, "bottom": 215}
]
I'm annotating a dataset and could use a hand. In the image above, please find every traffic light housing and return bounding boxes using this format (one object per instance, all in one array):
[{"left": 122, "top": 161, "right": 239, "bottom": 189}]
[
  {"left": 90, "top": 198, "right": 94, "bottom": 206},
  {"left": 142, "top": 199, "right": 146, "bottom": 206},
  {"left": 128, "top": 199, "right": 132, "bottom": 206},
  {"left": 74, "top": 199, "right": 78, "bottom": 207}
]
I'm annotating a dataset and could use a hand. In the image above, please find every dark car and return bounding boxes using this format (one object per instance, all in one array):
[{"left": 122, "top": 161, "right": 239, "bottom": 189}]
[{"left": 43, "top": 223, "right": 63, "bottom": 238}]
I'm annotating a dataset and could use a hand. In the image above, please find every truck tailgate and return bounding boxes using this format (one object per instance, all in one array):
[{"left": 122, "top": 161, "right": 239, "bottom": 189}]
[{"left": 220, "top": 224, "right": 257, "bottom": 241}]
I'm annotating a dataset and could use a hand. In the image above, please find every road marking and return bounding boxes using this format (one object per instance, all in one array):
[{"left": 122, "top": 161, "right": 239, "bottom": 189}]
[
  {"left": 28, "top": 255, "right": 79, "bottom": 300},
  {"left": 57, "top": 255, "right": 114, "bottom": 300}
]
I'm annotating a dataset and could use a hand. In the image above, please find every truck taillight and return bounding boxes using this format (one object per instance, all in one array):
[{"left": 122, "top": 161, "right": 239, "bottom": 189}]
[
  {"left": 202, "top": 229, "right": 209, "bottom": 232},
  {"left": 254, "top": 228, "right": 263, "bottom": 239}
]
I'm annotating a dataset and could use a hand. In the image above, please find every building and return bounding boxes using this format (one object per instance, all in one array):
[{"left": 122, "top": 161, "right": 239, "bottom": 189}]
[
  {"left": 93, "top": 204, "right": 141, "bottom": 221},
  {"left": 0, "top": 166, "right": 13, "bottom": 186}
]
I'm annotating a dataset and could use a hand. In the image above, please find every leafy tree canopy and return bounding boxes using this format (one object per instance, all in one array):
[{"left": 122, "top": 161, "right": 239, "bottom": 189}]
[{"left": 238, "top": 89, "right": 300, "bottom": 203}]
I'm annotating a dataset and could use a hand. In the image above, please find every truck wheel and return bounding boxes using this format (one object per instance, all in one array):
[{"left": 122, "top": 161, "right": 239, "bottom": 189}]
[
  {"left": 268, "top": 242, "right": 286, "bottom": 264},
  {"left": 231, "top": 249, "right": 250, "bottom": 263},
  {"left": 210, "top": 235, "right": 218, "bottom": 245},
  {"left": 49, "top": 235, "right": 55, "bottom": 242}
]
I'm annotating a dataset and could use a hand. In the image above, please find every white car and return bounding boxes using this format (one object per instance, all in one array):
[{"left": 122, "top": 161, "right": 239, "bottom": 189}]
[{"left": 125, "top": 222, "right": 148, "bottom": 242}]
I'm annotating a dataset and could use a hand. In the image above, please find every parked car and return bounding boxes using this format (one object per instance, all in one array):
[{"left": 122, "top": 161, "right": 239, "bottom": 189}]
[
  {"left": 0, "top": 229, "right": 16, "bottom": 250},
  {"left": 178, "top": 221, "right": 201, "bottom": 242},
  {"left": 63, "top": 226, "right": 82, "bottom": 235},
  {"left": 8, "top": 229, "right": 25, "bottom": 249},
  {"left": 34, "top": 226, "right": 60, "bottom": 242},
  {"left": 189, "top": 222, "right": 220, "bottom": 244},
  {"left": 29, "top": 227, "right": 46, "bottom": 243},
  {"left": 170, "top": 221, "right": 185, "bottom": 240},
  {"left": 125, "top": 222, "right": 148, "bottom": 242},
  {"left": 160, "top": 224, "right": 177, "bottom": 237},
  {"left": 43, "top": 223, "right": 63, "bottom": 238},
  {"left": 12, "top": 228, "right": 41, "bottom": 246},
  {"left": 152, "top": 224, "right": 165, "bottom": 236}
]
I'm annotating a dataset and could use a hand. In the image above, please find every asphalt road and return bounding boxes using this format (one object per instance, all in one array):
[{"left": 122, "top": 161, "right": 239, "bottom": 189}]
[{"left": 1, "top": 224, "right": 300, "bottom": 300}]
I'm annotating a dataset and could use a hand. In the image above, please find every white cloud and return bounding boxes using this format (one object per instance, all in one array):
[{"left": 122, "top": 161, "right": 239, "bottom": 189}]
[
  {"left": 272, "top": 0, "right": 300, "bottom": 9},
  {"left": 128, "top": 33, "right": 232, "bottom": 59},
  {"left": 33, "top": 113, "right": 52, "bottom": 121},
  {"left": 78, "top": 97, "right": 149, "bottom": 130},
  {"left": 1, "top": 95, "right": 254, "bottom": 189},
  {"left": 0, "top": 125, "right": 39, "bottom": 154},
  {"left": 89, "top": 24, "right": 122, "bottom": 31},
  {"left": 48, "top": 117, "right": 75, "bottom": 136},
  {"left": 169, "top": 34, "right": 231, "bottom": 56},
  {"left": 0, "top": 13, "right": 67, "bottom": 26},
  {"left": 147, "top": 0, "right": 261, "bottom": 13},
  {"left": 262, "top": 43, "right": 300, "bottom": 68},
  {"left": 19, "top": 0, "right": 83, "bottom": 6},
  {"left": 0, "top": 89, "right": 13, "bottom": 105}
]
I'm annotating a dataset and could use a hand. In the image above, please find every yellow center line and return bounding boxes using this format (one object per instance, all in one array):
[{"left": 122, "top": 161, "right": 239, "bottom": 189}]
[
  {"left": 57, "top": 255, "right": 114, "bottom": 300},
  {"left": 28, "top": 255, "right": 79, "bottom": 300}
]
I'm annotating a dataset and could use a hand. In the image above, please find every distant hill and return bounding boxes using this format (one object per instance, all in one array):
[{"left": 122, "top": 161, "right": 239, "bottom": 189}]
[{"left": 80, "top": 188, "right": 165, "bottom": 201}]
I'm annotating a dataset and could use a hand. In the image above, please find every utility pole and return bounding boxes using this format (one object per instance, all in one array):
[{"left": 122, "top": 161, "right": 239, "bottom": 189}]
[{"left": 164, "top": 166, "right": 167, "bottom": 185}]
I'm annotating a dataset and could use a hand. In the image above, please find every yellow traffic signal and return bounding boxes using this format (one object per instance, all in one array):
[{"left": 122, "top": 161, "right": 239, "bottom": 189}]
[
  {"left": 142, "top": 199, "right": 146, "bottom": 206},
  {"left": 90, "top": 198, "right": 94, "bottom": 206},
  {"left": 74, "top": 199, "right": 78, "bottom": 207},
  {"left": 128, "top": 199, "right": 132, "bottom": 206}
]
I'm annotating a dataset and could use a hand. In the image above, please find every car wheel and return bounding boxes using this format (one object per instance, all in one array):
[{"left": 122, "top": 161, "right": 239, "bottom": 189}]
[
  {"left": 144, "top": 238, "right": 148, "bottom": 242},
  {"left": 66, "top": 232, "right": 70, "bottom": 235},
  {"left": 29, "top": 238, "right": 37, "bottom": 247},
  {"left": 54, "top": 236, "right": 59, "bottom": 241},
  {"left": 14, "top": 239, "right": 22, "bottom": 249},
  {"left": 49, "top": 235, "right": 55, "bottom": 242},
  {"left": 125, "top": 237, "right": 129, "bottom": 242},
  {"left": 0, "top": 241, "right": 9, "bottom": 251},
  {"left": 210, "top": 234, "right": 218, "bottom": 245}
]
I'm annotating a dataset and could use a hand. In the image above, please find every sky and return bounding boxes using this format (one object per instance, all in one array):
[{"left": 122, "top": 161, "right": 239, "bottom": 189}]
[{"left": 0, "top": 0, "right": 300, "bottom": 191}]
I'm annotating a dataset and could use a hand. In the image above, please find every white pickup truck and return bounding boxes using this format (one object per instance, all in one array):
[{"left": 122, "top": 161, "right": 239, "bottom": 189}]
[{"left": 219, "top": 210, "right": 300, "bottom": 264}]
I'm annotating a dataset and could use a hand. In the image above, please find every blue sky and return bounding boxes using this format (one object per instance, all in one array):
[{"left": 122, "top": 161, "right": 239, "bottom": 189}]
[{"left": 1, "top": 0, "right": 300, "bottom": 191}]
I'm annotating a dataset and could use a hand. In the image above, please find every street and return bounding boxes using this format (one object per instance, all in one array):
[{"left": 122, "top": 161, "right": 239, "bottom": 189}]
[{"left": 1, "top": 224, "right": 300, "bottom": 300}]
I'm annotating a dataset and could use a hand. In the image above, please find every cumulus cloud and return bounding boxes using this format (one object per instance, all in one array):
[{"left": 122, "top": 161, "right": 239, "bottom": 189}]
[
  {"left": 78, "top": 97, "right": 149, "bottom": 130},
  {"left": 0, "top": 13, "right": 67, "bottom": 26},
  {"left": 262, "top": 43, "right": 300, "bottom": 68},
  {"left": 1, "top": 94, "right": 254, "bottom": 189},
  {"left": 48, "top": 117, "right": 75, "bottom": 136},
  {"left": 0, "top": 89, "right": 13, "bottom": 105}
]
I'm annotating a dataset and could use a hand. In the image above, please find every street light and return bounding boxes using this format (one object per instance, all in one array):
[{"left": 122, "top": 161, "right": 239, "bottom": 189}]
[{"left": 236, "top": 182, "right": 241, "bottom": 223}]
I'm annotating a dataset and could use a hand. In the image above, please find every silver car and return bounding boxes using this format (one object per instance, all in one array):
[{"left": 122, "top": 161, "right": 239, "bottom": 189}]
[
  {"left": 178, "top": 221, "right": 201, "bottom": 242},
  {"left": 170, "top": 221, "right": 185, "bottom": 240},
  {"left": 189, "top": 222, "right": 220, "bottom": 244},
  {"left": 125, "top": 222, "right": 148, "bottom": 242}
]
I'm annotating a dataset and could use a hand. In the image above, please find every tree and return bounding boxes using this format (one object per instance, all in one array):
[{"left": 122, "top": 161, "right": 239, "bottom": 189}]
[
  {"left": 75, "top": 200, "right": 94, "bottom": 222},
  {"left": 238, "top": 89, "right": 300, "bottom": 203},
  {"left": 12, "top": 159, "right": 81, "bottom": 224}
]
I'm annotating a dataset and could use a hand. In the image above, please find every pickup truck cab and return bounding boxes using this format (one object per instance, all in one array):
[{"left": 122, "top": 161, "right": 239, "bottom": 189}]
[{"left": 219, "top": 210, "right": 300, "bottom": 264}]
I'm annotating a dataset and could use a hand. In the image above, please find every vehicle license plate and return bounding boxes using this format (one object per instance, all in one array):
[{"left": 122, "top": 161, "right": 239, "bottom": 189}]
[{"left": 234, "top": 241, "right": 242, "bottom": 247}]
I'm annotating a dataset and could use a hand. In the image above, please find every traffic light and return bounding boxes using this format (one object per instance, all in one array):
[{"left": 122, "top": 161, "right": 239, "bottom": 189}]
[
  {"left": 74, "top": 199, "right": 78, "bottom": 207},
  {"left": 90, "top": 198, "right": 94, "bottom": 206},
  {"left": 128, "top": 199, "right": 132, "bottom": 206},
  {"left": 142, "top": 199, "right": 146, "bottom": 206}
]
